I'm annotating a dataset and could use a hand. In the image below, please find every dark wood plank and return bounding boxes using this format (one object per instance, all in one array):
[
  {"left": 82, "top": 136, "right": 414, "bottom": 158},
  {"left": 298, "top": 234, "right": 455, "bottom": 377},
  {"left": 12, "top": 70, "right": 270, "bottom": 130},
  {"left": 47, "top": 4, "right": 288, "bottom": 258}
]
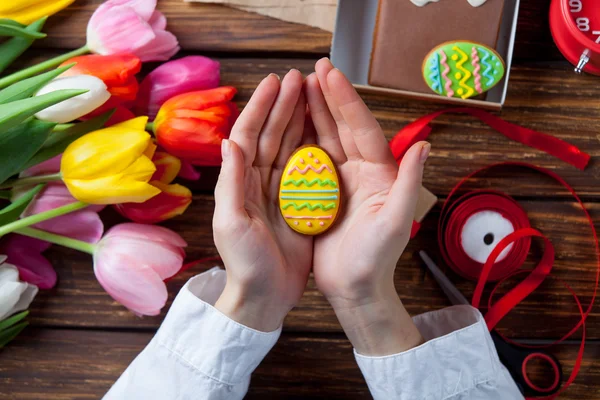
[
  {"left": 39, "top": 0, "right": 565, "bottom": 61},
  {"left": 27, "top": 198, "right": 600, "bottom": 339},
  {"left": 1, "top": 329, "right": 598, "bottom": 399},
  {"left": 41, "top": 0, "right": 331, "bottom": 54}
]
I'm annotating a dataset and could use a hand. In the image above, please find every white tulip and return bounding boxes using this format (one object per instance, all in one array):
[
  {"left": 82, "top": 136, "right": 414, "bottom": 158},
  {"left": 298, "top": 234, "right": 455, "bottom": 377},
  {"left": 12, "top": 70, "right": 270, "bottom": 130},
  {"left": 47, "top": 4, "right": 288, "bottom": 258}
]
[
  {"left": 0, "top": 255, "right": 38, "bottom": 321},
  {"left": 34, "top": 75, "right": 111, "bottom": 123}
]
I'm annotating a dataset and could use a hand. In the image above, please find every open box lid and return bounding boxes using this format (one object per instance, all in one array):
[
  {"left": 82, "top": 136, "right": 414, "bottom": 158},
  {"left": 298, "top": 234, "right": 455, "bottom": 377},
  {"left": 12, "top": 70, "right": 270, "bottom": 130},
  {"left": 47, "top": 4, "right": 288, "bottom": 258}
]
[{"left": 330, "top": 0, "right": 521, "bottom": 110}]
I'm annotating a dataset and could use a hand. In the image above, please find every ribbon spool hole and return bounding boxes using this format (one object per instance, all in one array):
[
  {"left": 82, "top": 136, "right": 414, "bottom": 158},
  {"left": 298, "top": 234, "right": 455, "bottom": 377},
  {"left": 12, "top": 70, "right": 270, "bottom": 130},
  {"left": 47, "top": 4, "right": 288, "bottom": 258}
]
[{"left": 483, "top": 233, "right": 494, "bottom": 245}]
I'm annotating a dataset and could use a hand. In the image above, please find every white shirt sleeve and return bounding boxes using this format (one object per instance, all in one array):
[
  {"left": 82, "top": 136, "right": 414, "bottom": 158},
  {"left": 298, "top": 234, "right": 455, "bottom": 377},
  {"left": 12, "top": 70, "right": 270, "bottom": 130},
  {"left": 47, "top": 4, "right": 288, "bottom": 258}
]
[
  {"left": 104, "top": 267, "right": 281, "bottom": 400},
  {"left": 355, "top": 305, "right": 524, "bottom": 400}
]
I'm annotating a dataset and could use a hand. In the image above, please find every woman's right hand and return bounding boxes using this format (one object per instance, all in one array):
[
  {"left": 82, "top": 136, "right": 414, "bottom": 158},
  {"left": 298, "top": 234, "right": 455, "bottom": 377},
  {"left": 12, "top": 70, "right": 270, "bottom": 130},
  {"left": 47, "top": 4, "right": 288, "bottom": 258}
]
[
  {"left": 213, "top": 70, "right": 313, "bottom": 333},
  {"left": 306, "top": 59, "right": 428, "bottom": 356}
]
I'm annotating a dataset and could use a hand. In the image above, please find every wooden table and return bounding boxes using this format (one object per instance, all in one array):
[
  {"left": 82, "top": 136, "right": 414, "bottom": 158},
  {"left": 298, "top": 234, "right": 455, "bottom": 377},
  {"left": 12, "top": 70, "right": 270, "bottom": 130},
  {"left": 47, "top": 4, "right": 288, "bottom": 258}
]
[{"left": 1, "top": 0, "right": 600, "bottom": 398}]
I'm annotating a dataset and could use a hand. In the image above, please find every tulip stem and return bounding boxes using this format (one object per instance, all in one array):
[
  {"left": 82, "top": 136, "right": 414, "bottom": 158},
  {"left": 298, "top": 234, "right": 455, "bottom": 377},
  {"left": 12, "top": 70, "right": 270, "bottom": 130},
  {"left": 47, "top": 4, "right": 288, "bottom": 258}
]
[
  {"left": 145, "top": 122, "right": 155, "bottom": 132},
  {"left": 16, "top": 227, "right": 96, "bottom": 255},
  {"left": 54, "top": 123, "right": 75, "bottom": 132},
  {"left": 0, "top": 45, "right": 90, "bottom": 89},
  {"left": 0, "top": 201, "right": 88, "bottom": 237},
  {"left": 0, "top": 173, "right": 62, "bottom": 189}
]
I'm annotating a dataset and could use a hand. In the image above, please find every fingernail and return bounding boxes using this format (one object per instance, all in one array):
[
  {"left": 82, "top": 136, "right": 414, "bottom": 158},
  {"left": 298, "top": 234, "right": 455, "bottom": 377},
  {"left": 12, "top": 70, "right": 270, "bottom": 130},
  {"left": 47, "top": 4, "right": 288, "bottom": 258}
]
[
  {"left": 420, "top": 143, "right": 431, "bottom": 163},
  {"left": 221, "top": 139, "right": 231, "bottom": 159},
  {"left": 268, "top": 73, "right": 281, "bottom": 81}
]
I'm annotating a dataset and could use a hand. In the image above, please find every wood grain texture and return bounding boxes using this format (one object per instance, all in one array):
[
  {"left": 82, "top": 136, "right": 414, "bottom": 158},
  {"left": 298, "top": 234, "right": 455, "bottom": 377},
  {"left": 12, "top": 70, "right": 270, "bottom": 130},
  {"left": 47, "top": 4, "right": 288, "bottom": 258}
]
[
  {"left": 26, "top": 198, "right": 600, "bottom": 339},
  {"left": 39, "top": 0, "right": 564, "bottom": 61},
  {"left": 3, "top": 0, "right": 600, "bottom": 396},
  {"left": 41, "top": 0, "right": 331, "bottom": 54},
  {"left": 1, "top": 329, "right": 599, "bottom": 400}
]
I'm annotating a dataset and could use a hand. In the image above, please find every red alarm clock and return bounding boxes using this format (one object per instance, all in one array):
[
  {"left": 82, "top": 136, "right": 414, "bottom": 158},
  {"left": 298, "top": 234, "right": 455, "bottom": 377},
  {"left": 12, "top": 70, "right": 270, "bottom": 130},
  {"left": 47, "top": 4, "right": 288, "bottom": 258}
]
[{"left": 550, "top": 0, "right": 600, "bottom": 75}]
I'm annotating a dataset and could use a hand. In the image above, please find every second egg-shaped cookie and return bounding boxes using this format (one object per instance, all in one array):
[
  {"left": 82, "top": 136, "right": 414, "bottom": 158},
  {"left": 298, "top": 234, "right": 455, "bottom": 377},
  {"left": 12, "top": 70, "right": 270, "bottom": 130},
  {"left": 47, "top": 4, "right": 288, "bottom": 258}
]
[
  {"left": 423, "top": 41, "right": 505, "bottom": 100},
  {"left": 279, "top": 146, "right": 340, "bottom": 235}
]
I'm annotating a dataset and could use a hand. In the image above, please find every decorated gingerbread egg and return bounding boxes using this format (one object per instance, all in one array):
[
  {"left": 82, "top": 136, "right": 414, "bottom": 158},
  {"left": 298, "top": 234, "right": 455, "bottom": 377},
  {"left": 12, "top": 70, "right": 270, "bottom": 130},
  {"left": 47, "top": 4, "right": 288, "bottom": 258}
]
[
  {"left": 422, "top": 41, "right": 505, "bottom": 99},
  {"left": 279, "top": 146, "right": 340, "bottom": 235}
]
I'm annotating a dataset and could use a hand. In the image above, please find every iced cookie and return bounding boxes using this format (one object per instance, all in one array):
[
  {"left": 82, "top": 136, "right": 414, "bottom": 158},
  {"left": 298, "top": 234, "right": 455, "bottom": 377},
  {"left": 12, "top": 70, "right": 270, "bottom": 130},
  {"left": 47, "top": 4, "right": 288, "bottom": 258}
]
[
  {"left": 279, "top": 146, "right": 340, "bottom": 235},
  {"left": 423, "top": 41, "right": 505, "bottom": 99}
]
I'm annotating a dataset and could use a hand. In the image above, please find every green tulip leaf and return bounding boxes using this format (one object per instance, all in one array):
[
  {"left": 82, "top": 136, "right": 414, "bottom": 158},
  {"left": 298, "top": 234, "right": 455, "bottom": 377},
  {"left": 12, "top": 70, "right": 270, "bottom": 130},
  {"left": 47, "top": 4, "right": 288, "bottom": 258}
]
[
  {"left": 0, "top": 19, "right": 26, "bottom": 28},
  {"left": 0, "top": 89, "right": 86, "bottom": 136},
  {"left": 22, "top": 110, "right": 115, "bottom": 171},
  {"left": 0, "top": 63, "right": 74, "bottom": 105},
  {"left": 0, "top": 311, "right": 28, "bottom": 332},
  {"left": 0, "top": 21, "right": 45, "bottom": 39},
  {"left": 0, "top": 321, "right": 28, "bottom": 348},
  {"left": 0, "top": 185, "right": 43, "bottom": 226},
  {"left": 0, "top": 119, "right": 56, "bottom": 185},
  {"left": 0, "top": 17, "right": 47, "bottom": 75}
]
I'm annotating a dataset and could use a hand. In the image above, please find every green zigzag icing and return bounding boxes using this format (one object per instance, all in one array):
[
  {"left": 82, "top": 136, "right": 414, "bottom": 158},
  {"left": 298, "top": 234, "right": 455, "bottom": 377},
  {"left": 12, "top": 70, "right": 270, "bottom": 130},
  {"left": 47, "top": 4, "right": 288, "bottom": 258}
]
[
  {"left": 282, "top": 178, "right": 337, "bottom": 188},
  {"left": 281, "top": 202, "right": 336, "bottom": 211}
]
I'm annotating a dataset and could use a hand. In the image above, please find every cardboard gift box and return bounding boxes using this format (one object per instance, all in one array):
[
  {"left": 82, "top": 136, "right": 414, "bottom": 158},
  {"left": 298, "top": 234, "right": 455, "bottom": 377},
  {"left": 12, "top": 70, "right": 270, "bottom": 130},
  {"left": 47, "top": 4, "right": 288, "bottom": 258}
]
[{"left": 330, "top": 0, "right": 521, "bottom": 110}]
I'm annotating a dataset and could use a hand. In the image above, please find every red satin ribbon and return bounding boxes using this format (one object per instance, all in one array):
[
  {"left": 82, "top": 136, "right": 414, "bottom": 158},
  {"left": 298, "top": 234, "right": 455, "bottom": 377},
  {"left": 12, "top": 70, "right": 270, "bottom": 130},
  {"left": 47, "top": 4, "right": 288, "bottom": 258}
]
[
  {"left": 391, "top": 109, "right": 597, "bottom": 399},
  {"left": 391, "top": 108, "right": 591, "bottom": 170},
  {"left": 444, "top": 162, "right": 597, "bottom": 400}
]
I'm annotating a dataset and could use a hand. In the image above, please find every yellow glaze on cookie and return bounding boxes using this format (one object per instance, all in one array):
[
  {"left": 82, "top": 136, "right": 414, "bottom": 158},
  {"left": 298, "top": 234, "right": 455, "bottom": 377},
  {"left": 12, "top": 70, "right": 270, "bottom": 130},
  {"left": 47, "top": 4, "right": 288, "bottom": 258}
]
[{"left": 279, "top": 146, "right": 340, "bottom": 235}]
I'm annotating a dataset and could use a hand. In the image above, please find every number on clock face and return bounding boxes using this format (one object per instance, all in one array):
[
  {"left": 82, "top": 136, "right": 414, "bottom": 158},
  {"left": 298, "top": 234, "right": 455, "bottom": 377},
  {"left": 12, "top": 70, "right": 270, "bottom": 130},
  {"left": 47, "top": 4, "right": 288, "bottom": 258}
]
[{"left": 569, "top": 0, "right": 600, "bottom": 43}]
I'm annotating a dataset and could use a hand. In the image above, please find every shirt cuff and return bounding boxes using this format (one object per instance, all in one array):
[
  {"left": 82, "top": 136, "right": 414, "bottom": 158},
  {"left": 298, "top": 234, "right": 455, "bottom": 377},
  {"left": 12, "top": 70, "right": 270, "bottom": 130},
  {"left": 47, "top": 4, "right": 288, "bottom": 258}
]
[
  {"left": 354, "top": 305, "right": 507, "bottom": 399},
  {"left": 155, "top": 267, "right": 282, "bottom": 387}
]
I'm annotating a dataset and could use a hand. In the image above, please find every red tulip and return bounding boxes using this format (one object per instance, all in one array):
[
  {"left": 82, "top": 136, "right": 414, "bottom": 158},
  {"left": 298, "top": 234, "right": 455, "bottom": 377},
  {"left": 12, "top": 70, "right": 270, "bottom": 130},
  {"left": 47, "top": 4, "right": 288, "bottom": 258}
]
[
  {"left": 114, "top": 151, "right": 192, "bottom": 224},
  {"left": 151, "top": 151, "right": 181, "bottom": 183},
  {"left": 114, "top": 182, "right": 192, "bottom": 224},
  {"left": 153, "top": 87, "right": 238, "bottom": 166},
  {"left": 60, "top": 54, "right": 141, "bottom": 102}
]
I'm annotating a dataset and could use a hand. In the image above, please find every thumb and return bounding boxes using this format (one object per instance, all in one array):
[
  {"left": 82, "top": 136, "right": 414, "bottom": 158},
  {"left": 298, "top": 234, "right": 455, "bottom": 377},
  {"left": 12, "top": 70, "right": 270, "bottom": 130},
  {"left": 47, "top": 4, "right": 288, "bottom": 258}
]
[
  {"left": 380, "top": 141, "right": 430, "bottom": 236},
  {"left": 214, "top": 139, "right": 247, "bottom": 220}
]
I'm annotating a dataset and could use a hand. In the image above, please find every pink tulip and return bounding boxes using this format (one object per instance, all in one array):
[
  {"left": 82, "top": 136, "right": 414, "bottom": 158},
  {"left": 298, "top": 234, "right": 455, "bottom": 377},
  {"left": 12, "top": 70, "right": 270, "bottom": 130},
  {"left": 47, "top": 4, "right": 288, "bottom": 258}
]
[
  {"left": 87, "top": 0, "right": 180, "bottom": 62},
  {"left": 93, "top": 223, "right": 187, "bottom": 316},
  {"left": 22, "top": 183, "right": 105, "bottom": 244},
  {"left": 20, "top": 154, "right": 62, "bottom": 178},
  {"left": 0, "top": 235, "right": 55, "bottom": 289},
  {"left": 20, "top": 155, "right": 105, "bottom": 244},
  {"left": 134, "top": 56, "right": 220, "bottom": 119}
]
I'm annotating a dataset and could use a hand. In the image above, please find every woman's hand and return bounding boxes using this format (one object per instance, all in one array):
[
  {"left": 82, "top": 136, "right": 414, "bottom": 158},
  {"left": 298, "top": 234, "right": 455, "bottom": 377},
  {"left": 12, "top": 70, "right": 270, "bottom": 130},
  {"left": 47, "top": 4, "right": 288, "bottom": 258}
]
[
  {"left": 213, "top": 70, "right": 313, "bottom": 332},
  {"left": 306, "top": 59, "right": 429, "bottom": 355}
]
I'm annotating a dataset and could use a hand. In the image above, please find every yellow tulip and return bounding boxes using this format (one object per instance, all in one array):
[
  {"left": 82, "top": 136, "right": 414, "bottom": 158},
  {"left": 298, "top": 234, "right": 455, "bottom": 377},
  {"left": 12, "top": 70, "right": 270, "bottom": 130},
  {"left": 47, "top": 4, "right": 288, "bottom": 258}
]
[
  {"left": 0, "top": 0, "right": 75, "bottom": 25},
  {"left": 61, "top": 117, "right": 161, "bottom": 205}
]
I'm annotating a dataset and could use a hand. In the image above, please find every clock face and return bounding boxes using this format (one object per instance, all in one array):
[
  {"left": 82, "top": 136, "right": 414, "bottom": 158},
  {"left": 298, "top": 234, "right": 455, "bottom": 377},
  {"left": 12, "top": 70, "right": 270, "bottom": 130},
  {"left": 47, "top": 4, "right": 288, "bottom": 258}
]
[{"left": 567, "top": 0, "right": 600, "bottom": 44}]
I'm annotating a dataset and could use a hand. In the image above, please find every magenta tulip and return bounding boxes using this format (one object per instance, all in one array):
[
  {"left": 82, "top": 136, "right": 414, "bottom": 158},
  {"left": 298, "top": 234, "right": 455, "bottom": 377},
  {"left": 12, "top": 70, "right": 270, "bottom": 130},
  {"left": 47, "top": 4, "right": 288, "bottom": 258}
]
[
  {"left": 0, "top": 235, "right": 55, "bottom": 289},
  {"left": 87, "top": 0, "right": 180, "bottom": 62},
  {"left": 134, "top": 56, "right": 220, "bottom": 119},
  {"left": 93, "top": 223, "right": 187, "bottom": 316},
  {"left": 178, "top": 160, "right": 201, "bottom": 181}
]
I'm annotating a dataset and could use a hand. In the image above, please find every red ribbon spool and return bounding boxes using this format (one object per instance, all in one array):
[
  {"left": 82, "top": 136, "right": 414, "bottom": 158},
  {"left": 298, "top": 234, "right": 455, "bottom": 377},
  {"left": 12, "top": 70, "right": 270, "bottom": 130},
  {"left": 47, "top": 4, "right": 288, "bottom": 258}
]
[{"left": 439, "top": 190, "right": 531, "bottom": 282}]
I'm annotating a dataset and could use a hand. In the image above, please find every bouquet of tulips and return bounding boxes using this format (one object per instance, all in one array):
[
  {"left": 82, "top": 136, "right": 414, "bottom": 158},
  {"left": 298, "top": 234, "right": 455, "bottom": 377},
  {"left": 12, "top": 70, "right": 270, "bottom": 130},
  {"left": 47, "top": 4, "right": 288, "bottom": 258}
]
[{"left": 0, "top": 0, "right": 237, "bottom": 347}]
